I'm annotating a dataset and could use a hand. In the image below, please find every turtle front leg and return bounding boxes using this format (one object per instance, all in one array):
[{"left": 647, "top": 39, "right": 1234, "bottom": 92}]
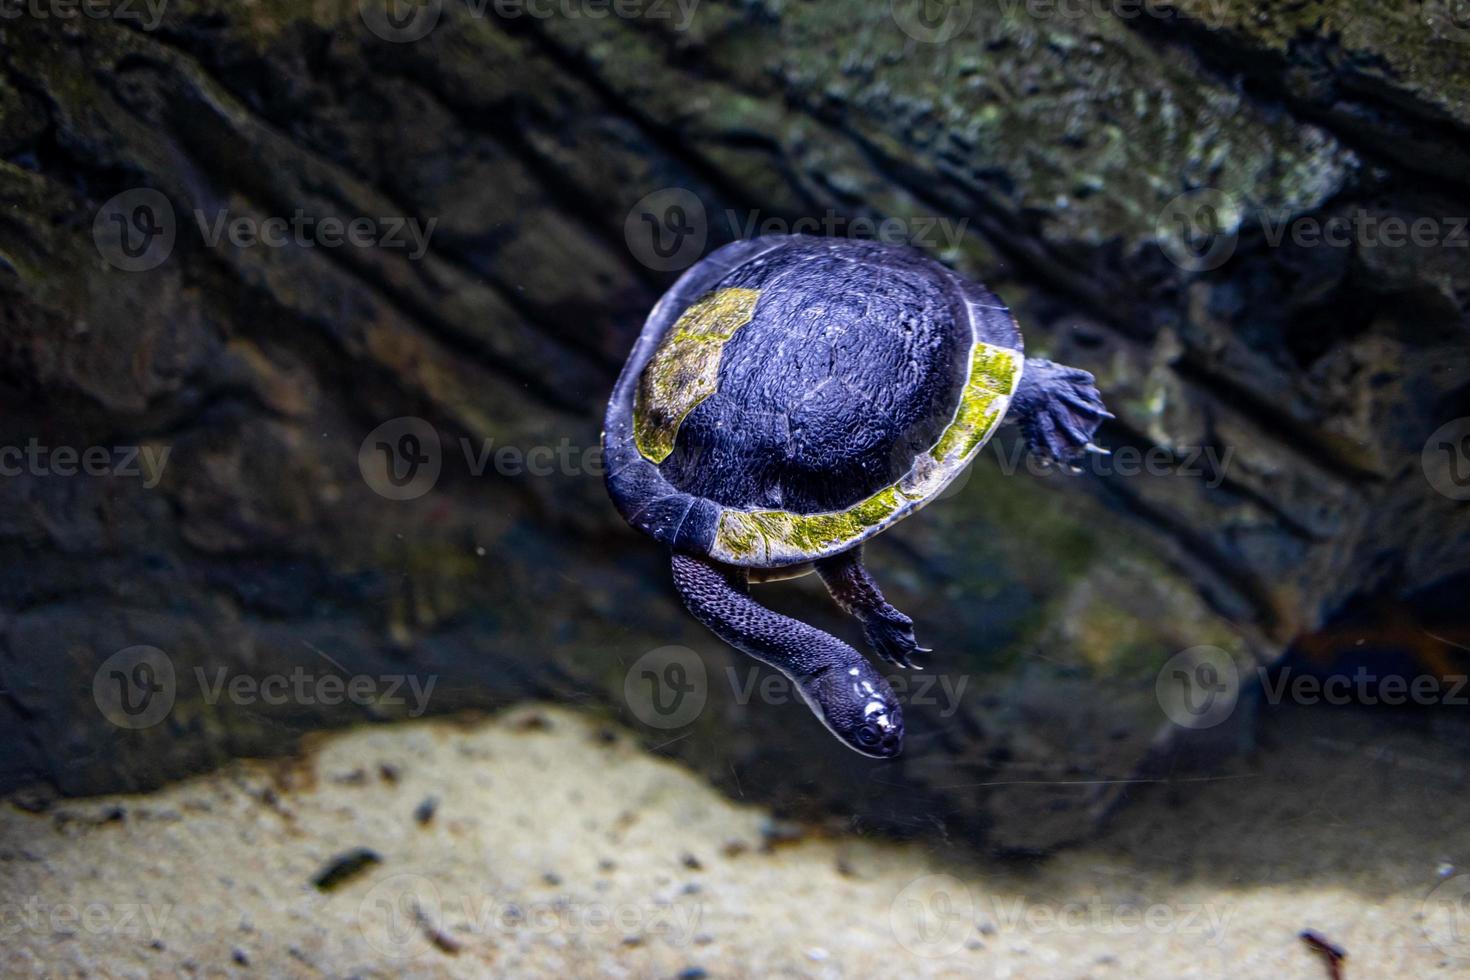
[
  {"left": 815, "top": 546, "right": 930, "bottom": 670},
  {"left": 670, "top": 551, "right": 904, "bottom": 757},
  {"left": 1011, "top": 357, "right": 1113, "bottom": 465}
]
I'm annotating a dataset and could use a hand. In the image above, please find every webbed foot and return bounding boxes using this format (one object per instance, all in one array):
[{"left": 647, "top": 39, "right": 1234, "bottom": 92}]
[
  {"left": 815, "top": 546, "right": 931, "bottom": 669},
  {"left": 863, "top": 607, "right": 930, "bottom": 670},
  {"left": 1013, "top": 357, "right": 1113, "bottom": 465}
]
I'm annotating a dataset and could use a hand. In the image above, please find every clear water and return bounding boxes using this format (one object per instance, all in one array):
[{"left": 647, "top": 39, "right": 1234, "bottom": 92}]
[{"left": 1, "top": 2, "right": 1468, "bottom": 977}]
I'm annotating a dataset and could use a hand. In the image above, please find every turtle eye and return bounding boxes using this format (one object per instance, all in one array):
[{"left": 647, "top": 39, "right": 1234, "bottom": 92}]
[{"left": 854, "top": 724, "right": 882, "bottom": 747}]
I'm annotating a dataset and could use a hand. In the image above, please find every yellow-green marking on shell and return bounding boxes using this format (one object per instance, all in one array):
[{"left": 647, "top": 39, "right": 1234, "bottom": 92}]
[
  {"left": 711, "top": 339, "right": 1024, "bottom": 565},
  {"left": 634, "top": 287, "right": 761, "bottom": 463},
  {"left": 715, "top": 486, "right": 911, "bottom": 565},
  {"left": 929, "top": 341, "right": 1022, "bottom": 465}
]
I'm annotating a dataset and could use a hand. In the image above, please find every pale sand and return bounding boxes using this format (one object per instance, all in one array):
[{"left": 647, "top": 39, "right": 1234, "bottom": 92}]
[{"left": 2, "top": 704, "right": 1467, "bottom": 978}]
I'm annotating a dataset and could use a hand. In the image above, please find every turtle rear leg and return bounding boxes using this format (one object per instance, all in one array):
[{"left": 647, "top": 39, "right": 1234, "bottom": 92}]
[
  {"left": 1011, "top": 357, "right": 1113, "bottom": 465},
  {"left": 815, "top": 546, "right": 929, "bottom": 670}
]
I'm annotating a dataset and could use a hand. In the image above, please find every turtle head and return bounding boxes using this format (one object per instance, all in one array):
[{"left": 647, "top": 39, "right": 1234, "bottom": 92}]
[{"left": 797, "top": 660, "right": 904, "bottom": 758}]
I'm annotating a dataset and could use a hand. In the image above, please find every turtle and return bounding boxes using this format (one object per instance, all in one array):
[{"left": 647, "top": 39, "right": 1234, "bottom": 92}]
[{"left": 603, "top": 235, "right": 1111, "bottom": 758}]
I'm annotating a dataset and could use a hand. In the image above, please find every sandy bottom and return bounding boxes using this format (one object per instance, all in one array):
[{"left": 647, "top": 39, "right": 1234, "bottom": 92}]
[{"left": 2, "top": 704, "right": 1468, "bottom": 979}]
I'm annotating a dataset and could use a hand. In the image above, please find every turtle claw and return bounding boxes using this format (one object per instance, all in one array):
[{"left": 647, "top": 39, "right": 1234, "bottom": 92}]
[
  {"left": 1014, "top": 357, "right": 1112, "bottom": 464},
  {"left": 863, "top": 610, "right": 928, "bottom": 669}
]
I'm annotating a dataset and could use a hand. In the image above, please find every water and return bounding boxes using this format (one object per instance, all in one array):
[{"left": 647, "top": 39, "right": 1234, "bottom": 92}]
[{"left": 1, "top": 1, "right": 1468, "bottom": 977}]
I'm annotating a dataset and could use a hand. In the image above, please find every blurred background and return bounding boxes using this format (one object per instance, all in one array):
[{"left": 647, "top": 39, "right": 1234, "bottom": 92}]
[{"left": 1, "top": 1, "right": 1469, "bottom": 976}]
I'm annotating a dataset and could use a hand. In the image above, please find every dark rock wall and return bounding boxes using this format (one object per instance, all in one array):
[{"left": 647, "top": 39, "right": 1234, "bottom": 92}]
[{"left": 0, "top": 1, "right": 1466, "bottom": 850}]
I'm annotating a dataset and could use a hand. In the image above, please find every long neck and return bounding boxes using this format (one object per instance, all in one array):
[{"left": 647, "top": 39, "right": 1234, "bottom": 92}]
[{"left": 670, "top": 551, "right": 864, "bottom": 684}]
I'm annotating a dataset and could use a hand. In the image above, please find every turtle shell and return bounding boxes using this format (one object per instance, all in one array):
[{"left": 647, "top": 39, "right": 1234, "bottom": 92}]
[{"left": 603, "top": 235, "right": 1024, "bottom": 568}]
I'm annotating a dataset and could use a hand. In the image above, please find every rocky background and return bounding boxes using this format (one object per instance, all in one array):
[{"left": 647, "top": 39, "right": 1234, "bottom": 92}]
[{"left": 0, "top": 0, "right": 1467, "bottom": 851}]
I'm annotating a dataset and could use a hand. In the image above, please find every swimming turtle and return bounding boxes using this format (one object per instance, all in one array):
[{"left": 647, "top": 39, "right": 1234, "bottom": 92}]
[{"left": 603, "top": 236, "right": 1110, "bottom": 758}]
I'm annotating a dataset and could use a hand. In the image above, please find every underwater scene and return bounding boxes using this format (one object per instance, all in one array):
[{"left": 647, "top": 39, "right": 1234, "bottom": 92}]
[{"left": 2, "top": 1, "right": 1470, "bottom": 977}]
